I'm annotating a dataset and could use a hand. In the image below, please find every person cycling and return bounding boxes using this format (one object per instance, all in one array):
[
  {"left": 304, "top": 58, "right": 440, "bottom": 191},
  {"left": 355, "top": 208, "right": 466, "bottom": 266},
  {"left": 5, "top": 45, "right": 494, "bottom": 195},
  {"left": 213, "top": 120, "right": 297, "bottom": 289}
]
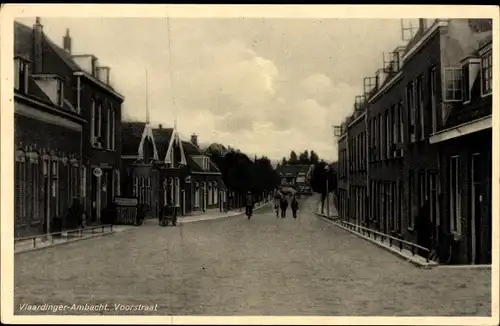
[{"left": 245, "top": 191, "right": 254, "bottom": 219}]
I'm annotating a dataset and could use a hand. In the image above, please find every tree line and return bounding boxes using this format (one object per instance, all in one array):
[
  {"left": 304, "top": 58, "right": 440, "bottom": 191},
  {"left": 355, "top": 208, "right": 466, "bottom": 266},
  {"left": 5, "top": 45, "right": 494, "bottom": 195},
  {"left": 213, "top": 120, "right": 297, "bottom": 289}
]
[
  {"left": 204, "top": 146, "right": 280, "bottom": 208},
  {"left": 278, "top": 150, "right": 321, "bottom": 166}
]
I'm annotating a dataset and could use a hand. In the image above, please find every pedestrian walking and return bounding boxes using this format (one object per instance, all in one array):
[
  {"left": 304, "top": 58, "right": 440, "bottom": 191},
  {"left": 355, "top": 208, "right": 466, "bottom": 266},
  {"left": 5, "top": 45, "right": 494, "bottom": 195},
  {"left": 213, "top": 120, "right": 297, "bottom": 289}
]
[
  {"left": 245, "top": 191, "right": 254, "bottom": 219},
  {"left": 291, "top": 195, "right": 299, "bottom": 219},
  {"left": 273, "top": 188, "right": 282, "bottom": 218},
  {"left": 280, "top": 195, "right": 288, "bottom": 218}
]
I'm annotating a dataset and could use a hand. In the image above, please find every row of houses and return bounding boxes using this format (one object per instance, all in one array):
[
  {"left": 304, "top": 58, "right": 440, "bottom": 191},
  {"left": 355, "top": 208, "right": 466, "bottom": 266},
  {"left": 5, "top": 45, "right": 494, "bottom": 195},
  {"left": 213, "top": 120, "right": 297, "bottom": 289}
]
[
  {"left": 335, "top": 19, "right": 492, "bottom": 265},
  {"left": 14, "top": 18, "right": 226, "bottom": 238}
]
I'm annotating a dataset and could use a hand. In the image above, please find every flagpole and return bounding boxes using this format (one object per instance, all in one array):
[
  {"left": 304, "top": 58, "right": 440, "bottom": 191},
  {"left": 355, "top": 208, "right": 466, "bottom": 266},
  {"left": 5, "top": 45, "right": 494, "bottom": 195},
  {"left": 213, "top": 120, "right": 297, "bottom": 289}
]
[{"left": 145, "top": 68, "right": 149, "bottom": 124}]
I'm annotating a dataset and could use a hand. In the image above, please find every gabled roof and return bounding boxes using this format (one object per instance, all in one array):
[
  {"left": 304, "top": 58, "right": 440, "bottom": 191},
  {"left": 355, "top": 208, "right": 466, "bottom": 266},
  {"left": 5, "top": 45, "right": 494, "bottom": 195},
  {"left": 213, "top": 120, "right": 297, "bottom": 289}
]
[
  {"left": 276, "top": 164, "right": 311, "bottom": 178},
  {"left": 121, "top": 122, "right": 147, "bottom": 156},
  {"left": 14, "top": 22, "right": 82, "bottom": 119}
]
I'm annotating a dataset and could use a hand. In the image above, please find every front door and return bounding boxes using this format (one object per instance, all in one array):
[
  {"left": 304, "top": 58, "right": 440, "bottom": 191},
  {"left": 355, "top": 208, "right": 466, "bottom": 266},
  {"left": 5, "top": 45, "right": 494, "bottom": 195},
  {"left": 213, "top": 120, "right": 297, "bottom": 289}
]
[{"left": 91, "top": 173, "right": 100, "bottom": 223}]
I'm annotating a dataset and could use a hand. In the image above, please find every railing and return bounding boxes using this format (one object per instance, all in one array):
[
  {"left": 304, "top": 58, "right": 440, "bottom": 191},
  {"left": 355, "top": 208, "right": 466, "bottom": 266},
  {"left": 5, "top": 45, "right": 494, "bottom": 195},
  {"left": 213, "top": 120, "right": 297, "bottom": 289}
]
[
  {"left": 337, "top": 220, "right": 431, "bottom": 263},
  {"left": 14, "top": 224, "right": 114, "bottom": 250}
]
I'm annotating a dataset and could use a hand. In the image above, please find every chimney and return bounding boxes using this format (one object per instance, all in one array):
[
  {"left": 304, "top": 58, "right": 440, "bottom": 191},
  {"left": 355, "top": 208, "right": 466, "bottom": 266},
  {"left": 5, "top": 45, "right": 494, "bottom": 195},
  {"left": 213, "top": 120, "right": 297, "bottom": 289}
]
[
  {"left": 191, "top": 134, "right": 198, "bottom": 147},
  {"left": 419, "top": 18, "right": 427, "bottom": 32},
  {"left": 63, "top": 28, "right": 72, "bottom": 54},
  {"left": 33, "top": 17, "right": 43, "bottom": 73}
]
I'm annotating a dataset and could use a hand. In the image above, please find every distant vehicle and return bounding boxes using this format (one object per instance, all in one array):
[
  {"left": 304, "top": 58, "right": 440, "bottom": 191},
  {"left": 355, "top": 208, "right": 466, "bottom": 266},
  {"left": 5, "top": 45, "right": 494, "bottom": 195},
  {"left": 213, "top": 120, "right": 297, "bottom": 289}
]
[{"left": 300, "top": 186, "right": 313, "bottom": 196}]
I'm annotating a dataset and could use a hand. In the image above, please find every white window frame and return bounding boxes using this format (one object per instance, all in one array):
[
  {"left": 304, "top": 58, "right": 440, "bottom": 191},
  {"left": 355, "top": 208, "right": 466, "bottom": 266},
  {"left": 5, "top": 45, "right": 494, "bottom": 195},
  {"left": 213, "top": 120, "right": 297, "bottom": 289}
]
[
  {"left": 16, "top": 150, "right": 26, "bottom": 225},
  {"left": 28, "top": 152, "right": 40, "bottom": 222},
  {"left": 194, "top": 186, "right": 200, "bottom": 208},
  {"left": 461, "top": 63, "right": 471, "bottom": 104},
  {"left": 450, "top": 156, "right": 462, "bottom": 234},
  {"left": 175, "top": 177, "right": 180, "bottom": 207},
  {"left": 481, "top": 50, "right": 492, "bottom": 97},
  {"left": 57, "top": 80, "right": 64, "bottom": 107},
  {"left": 443, "top": 67, "right": 462, "bottom": 102},
  {"left": 169, "top": 178, "right": 174, "bottom": 204},
  {"left": 214, "top": 185, "right": 218, "bottom": 205}
]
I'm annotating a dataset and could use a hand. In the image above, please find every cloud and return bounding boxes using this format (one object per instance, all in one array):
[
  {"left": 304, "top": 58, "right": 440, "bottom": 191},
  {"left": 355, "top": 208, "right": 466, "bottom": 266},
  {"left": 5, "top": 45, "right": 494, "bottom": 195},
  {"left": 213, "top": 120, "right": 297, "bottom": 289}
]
[{"left": 15, "top": 17, "right": 405, "bottom": 162}]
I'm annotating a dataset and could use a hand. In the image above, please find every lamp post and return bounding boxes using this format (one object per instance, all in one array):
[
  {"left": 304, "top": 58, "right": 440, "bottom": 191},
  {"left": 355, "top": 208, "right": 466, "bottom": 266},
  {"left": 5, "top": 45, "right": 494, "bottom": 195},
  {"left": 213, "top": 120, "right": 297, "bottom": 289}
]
[{"left": 325, "top": 165, "right": 330, "bottom": 218}]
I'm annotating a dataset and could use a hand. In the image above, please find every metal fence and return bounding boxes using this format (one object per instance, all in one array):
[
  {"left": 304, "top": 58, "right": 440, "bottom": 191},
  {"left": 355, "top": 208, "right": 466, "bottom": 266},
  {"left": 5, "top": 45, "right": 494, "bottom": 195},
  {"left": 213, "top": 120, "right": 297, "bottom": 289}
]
[
  {"left": 337, "top": 220, "right": 431, "bottom": 263},
  {"left": 14, "top": 224, "right": 114, "bottom": 250}
]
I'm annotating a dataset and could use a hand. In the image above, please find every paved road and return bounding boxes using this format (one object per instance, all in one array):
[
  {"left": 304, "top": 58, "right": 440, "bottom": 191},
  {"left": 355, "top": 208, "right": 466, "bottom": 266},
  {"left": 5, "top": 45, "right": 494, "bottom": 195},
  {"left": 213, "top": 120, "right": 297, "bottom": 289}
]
[{"left": 14, "top": 197, "right": 491, "bottom": 316}]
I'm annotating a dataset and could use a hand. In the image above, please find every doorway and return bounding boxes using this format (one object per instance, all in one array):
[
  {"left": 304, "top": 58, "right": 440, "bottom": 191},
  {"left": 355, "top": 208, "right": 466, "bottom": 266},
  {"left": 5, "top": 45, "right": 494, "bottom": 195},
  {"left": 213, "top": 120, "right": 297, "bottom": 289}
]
[{"left": 471, "top": 153, "right": 491, "bottom": 264}]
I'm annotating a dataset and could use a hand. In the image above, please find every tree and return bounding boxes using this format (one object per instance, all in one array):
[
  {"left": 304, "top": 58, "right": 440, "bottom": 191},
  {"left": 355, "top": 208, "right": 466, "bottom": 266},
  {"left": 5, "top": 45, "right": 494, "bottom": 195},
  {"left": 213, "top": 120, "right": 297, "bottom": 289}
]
[
  {"left": 289, "top": 151, "right": 298, "bottom": 165},
  {"left": 310, "top": 150, "right": 319, "bottom": 165},
  {"left": 281, "top": 157, "right": 287, "bottom": 166},
  {"left": 309, "top": 161, "right": 336, "bottom": 214},
  {"left": 298, "top": 150, "right": 310, "bottom": 165}
]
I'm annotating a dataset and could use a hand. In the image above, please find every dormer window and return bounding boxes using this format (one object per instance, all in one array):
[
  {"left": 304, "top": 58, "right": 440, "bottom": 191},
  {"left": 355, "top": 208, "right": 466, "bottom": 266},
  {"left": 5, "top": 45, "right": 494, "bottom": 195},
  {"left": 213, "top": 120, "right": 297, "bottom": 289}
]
[
  {"left": 481, "top": 49, "right": 492, "bottom": 97},
  {"left": 14, "top": 57, "right": 30, "bottom": 93},
  {"left": 32, "top": 74, "right": 65, "bottom": 107},
  {"left": 57, "top": 80, "right": 64, "bottom": 106},
  {"left": 443, "top": 67, "right": 462, "bottom": 102},
  {"left": 460, "top": 58, "right": 481, "bottom": 104}
]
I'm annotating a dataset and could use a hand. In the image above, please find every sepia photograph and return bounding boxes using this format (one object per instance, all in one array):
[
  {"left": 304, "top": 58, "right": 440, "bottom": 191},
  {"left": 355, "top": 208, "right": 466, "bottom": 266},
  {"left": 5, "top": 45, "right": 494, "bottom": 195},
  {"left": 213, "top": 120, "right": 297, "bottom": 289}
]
[{"left": 1, "top": 4, "right": 498, "bottom": 324}]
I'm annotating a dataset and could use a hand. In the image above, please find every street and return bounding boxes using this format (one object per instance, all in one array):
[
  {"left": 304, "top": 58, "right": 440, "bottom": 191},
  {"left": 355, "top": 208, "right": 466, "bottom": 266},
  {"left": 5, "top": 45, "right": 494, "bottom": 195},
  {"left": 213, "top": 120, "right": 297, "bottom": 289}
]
[{"left": 14, "top": 197, "right": 491, "bottom": 316}]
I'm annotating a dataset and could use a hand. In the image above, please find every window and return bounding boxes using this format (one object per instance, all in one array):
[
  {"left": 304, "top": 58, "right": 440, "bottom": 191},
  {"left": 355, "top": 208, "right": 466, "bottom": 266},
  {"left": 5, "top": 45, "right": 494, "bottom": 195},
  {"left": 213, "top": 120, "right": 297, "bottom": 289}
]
[
  {"left": 163, "top": 179, "right": 168, "bottom": 205},
  {"left": 115, "top": 169, "right": 120, "bottom": 196},
  {"left": 91, "top": 100, "right": 96, "bottom": 141},
  {"left": 14, "top": 58, "right": 29, "bottom": 93},
  {"left": 450, "top": 156, "right": 462, "bottom": 233},
  {"left": 106, "top": 105, "right": 111, "bottom": 149},
  {"left": 194, "top": 185, "right": 200, "bottom": 208},
  {"left": 97, "top": 103, "right": 102, "bottom": 139},
  {"left": 175, "top": 177, "right": 180, "bottom": 207},
  {"left": 444, "top": 67, "right": 462, "bottom": 101},
  {"left": 408, "top": 170, "right": 415, "bottom": 228},
  {"left": 392, "top": 104, "right": 398, "bottom": 149},
  {"left": 15, "top": 150, "right": 26, "bottom": 226},
  {"left": 28, "top": 152, "right": 40, "bottom": 223},
  {"left": 169, "top": 178, "right": 174, "bottom": 204},
  {"left": 481, "top": 50, "right": 492, "bottom": 96},
  {"left": 462, "top": 64, "right": 471, "bottom": 103},
  {"left": 146, "top": 177, "right": 151, "bottom": 207},
  {"left": 379, "top": 115, "right": 383, "bottom": 159},
  {"left": 214, "top": 185, "right": 218, "bottom": 205},
  {"left": 416, "top": 75, "right": 424, "bottom": 139},
  {"left": 406, "top": 82, "right": 416, "bottom": 142},
  {"left": 51, "top": 158, "right": 59, "bottom": 216},
  {"left": 430, "top": 67, "right": 437, "bottom": 133},
  {"left": 386, "top": 110, "right": 391, "bottom": 159},
  {"left": 111, "top": 106, "right": 116, "bottom": 150},
  {"left": 140, "top": 177, "right": 145, "bottom": 205},
  {"left": 57, "top": 80, "right": 64, "bottom": 107},
  {"left": 81, "top": 166, "right": 87, "bottom": 198},
  {"left": 418, "top": 171, "right": 426, "bottom": 209},
  {"left": 398, "top": 101, "right": 404, "bottom": 147},
  {"left": 398, "top": 179, "right": 403, "bottom": 233}
]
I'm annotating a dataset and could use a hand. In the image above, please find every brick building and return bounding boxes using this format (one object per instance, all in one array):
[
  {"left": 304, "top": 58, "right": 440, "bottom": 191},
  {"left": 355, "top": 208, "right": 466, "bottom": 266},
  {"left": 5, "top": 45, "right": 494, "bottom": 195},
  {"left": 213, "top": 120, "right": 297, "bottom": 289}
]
[
  {"left": 335, "top": 19, "right": 492, "bottom": 265},
  {"left": 14, "top": 18, "right": 124, "bottom": 234},
  {"left": 121, "top": 122, "right": 225, "bottom": 217},
  {"left": 14, "top": 20, "right": 85, "bottom": 237},
  {"left": 429, "top": 37, "right": 492, "bottom": 264}
]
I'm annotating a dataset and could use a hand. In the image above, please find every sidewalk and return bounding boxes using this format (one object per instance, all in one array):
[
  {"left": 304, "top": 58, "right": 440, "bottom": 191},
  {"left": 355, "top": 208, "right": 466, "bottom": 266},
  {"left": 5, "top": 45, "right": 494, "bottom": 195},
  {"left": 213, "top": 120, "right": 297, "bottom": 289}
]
[
  {"left": 14, "top": 225, "right": 135, "bottom": 255},
  {"left": 178, "top": 200, "right": 272, "bottom": 224},
  {"left": 311, "top": 195, "right": 438, "bottom": 268},
  {"left": 315, "top": 193, "right": 338, "bottom": 218}
]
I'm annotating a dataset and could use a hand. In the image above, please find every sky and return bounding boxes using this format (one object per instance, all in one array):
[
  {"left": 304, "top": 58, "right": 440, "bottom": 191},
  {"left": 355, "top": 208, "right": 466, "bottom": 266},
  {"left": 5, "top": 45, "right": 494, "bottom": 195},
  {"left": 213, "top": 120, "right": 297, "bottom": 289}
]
[{"left": 16, "top": 17, "right": 409, "bottom": 162}]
